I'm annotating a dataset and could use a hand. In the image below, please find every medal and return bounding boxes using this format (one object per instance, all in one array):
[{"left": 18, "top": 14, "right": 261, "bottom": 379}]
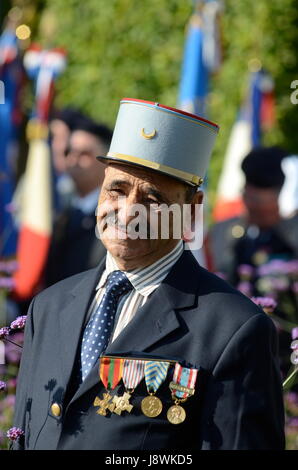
[
  {"left": 167, "top": 363, "right": 198, "bottom": 424},
  {"left": 93, "top": 357, "right": 124, "bottom": 416},
  {"left": 141, "top": 394, "right": 163, "bottom": 418},
  {"left": 112, "top": 359, "right": 146, "bottom": 415},
  {"left": 141, "top": 361, "right": 170, "bottom": 418},
  {"left": 94, "top": 392, "right": 115, "bottom": 416},
  {"left": 167, "top": 404, "right": 186, "bottom": 424},
  {"left": 112, "top": 392, "right": 133, "bottom": 415}
]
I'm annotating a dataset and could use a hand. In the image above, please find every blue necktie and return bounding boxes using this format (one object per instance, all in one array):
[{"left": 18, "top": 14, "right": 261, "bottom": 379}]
[{"left": 80, "top": 270, "right": 133, "bottom": 381}]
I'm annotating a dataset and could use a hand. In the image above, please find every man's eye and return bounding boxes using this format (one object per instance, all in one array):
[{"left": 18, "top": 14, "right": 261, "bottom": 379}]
[
  {"left": 144, "top": 199, "right": 160, "bottom": 207},
  {"left": 110, "top": 188, "right": 125, "bottom": 196}
]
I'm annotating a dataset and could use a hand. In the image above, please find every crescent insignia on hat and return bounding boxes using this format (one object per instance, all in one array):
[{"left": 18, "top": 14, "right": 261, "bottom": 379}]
[{"left": 141, "top": 128, "right": 157, "bottom": 140}]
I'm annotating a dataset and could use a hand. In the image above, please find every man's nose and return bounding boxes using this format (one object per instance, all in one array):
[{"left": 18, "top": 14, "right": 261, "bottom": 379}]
[
  {"left": 117, "top": 195, "right": 146, "bottom": 226},
  {"left": 66, "top": 150, "right": 80, "bottom": 168}
]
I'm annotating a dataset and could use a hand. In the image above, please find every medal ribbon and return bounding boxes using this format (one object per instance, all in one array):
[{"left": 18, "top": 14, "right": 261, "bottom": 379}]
[
  {"left": 144, "top": 361, "right": 170, "bottom": 394},
  {"left": 172, "top": 363, "right": 198, "bottom": 399},
  {"left": 123, "top": 359, "right": 145, "bottom": 390},
  {"left": 99, "top": 357, "right": 124, "bottom": 390}
]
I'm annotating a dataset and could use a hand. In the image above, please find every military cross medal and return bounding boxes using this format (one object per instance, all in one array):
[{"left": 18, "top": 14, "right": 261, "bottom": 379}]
[
  {"left": 94, "top": 393, "right": 115, "bottom": 416},
  {"left": 93, "top": 357, "right": 124, "bottom": 416},
  {"left": 112, "top": 359, "right": 146, "bottom": 415},
  {"left": 112, "top": 392, "right": 133, "bottom": 415}
]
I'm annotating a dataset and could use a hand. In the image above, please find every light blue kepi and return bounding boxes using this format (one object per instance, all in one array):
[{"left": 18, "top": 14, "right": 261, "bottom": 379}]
[{"left": 97, "top": 98, "right": 219, "bottom": 187}]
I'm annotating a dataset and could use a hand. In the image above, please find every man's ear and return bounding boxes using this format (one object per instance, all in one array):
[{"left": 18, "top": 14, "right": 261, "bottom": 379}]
[
  {"left": 191, "top": 190, "right": 203, "bottom": 221},
  {"left": 182, "top": 190, "right": 204, "bottom": 243}
]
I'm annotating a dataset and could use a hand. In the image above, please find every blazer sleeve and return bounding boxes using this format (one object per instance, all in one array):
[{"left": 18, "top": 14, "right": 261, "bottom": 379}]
[
  {"left": 200, "top": 313, "right": 285, "bottom": 450},
  {"left": 10, "top": 299, "right": 35, "bottom": 450}
]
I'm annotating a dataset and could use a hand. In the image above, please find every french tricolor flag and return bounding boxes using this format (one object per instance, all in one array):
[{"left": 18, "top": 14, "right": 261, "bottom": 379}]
[
  {"left": 13, "top": 45, "right": 66, "bottom": 299},
  {"left": 213, "top": 69, "right": 275, "bottom": 222},
  {"left": 178, "top": 0, "right": 221, "bottom": 269}
]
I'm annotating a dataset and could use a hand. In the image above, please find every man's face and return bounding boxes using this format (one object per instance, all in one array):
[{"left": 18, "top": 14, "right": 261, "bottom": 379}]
[
  {"left": 243, "top": 184, "right": 281, "bottom": 228},
  {"left": 50, "top": 119, "right": 71, "bottom": 174},
  {"left": 96, "top": 163, "right": 194, "bottom": 269},
  {"left": 66, "top": 130, "right": 106, "bottom": 190}
]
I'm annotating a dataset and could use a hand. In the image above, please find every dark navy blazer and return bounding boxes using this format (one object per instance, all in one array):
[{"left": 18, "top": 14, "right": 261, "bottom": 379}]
[{"left": 11, "top": 251, "right": 285, "bottom": 450}]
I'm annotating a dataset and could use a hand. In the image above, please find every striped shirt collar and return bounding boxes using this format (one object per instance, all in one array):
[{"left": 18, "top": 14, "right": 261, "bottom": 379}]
[{"left": 96, "top": 240, "right": 184, "bottom": 297}]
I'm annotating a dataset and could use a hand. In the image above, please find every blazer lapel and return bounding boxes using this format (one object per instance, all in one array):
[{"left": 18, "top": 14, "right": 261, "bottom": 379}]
[
  {"left": 58, "top": 259, "right": 106, "bottom": 389},
  {"left": 68, "top": 250, "right": 200, "bottom": 405}
]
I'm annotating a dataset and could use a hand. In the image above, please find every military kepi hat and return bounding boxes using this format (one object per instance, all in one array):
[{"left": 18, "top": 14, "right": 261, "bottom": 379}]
[{"left": 97, "top": 98, "right": 219, "bottom": 186}]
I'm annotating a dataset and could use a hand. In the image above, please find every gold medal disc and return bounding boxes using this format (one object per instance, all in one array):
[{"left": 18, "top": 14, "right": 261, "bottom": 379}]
[
  {"left": 141, "top": 395, "right": 163, "bottom": 418},
  {"left": 167, "top": 404, "right": 186, "bottom": 424}
]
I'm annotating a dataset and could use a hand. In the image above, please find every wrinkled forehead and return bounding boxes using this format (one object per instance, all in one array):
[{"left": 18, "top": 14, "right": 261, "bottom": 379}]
[{"left": 104, "top": 162, "right": 184, "bottom": 191}]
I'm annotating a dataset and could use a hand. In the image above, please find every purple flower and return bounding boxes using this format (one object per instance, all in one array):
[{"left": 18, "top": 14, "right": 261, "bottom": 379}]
[
  {"left": 7, "top": 378, "right": 17, "bottom": 389},
  {"left": 257, "top": 264, "right": 271, "bottom": 277},
  {"left": 285, "top": 391, "right": 298, "bottom": 405},
  {"left": 6, "top": 427, "right": 24, "bottom": 441},
  {"left": 0, "top": 276, "right": 16, "bottom": 290},
  {"left": 251, "top": 296, "right": 277, "bottom": 312},
  {"left": 0, "top": 326, "right": 10, "bottom": 339},
  {"left": 0, "top": 260, "right": 18, "bottom": 274},
  {"left": 237, "top": 264, "right": 254, "bottom": 280},
  {"left": 287, "top": 417, "right": 298, "bottom": 428},
  {"left": 0, "top": 381, "right": 7, "bottom": 391},
  {"left": 10, "top": 315, "right": 27, "bottom": 330},
  {"left": 5, "top": 334, "right": 23, "bottom": 364},
  {"left": 285, "top": 260, "right": 298, "bottom": 275},
  {"left": 5, "top": 394, "right": 16, "bottom": 407},
  {"left": 257, "top": 260, "right": 283, "bottom": 276},
  {"left": 257, "top": 259, "right": 295, "bottom": 277},
  {"left": 292, "top": 327, "right": 298, "bottom": 340}
]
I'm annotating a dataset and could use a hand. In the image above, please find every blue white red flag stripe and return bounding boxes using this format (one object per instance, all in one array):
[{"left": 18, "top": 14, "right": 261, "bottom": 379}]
[
  {"left": 172, "top": 363, "right": 198, "bottom": 399},
  {"left": 213, "top": 69, "right": 275, "bottom": 222},
  {"left": 123, "top": 360, "right": 145, "bottom": 390}
]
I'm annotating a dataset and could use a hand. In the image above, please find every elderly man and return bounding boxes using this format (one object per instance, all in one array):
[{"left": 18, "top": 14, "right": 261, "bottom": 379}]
[{"left": 12, "top": 99, "right": 284, "bottom": 450}]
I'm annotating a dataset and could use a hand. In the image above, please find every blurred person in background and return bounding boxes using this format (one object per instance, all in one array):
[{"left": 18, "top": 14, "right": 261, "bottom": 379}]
[
  {"left": 209, "top": 146, "right": 298, "bottom": 285},
  {"left": 44, "top": 117, "right": 112, "bottom": 286},
  {"left": 49, "top": 107, "right": 88, "bottom": 211},
  {"left": 209, "top": 146, "right": 298, "bottom": 378}
]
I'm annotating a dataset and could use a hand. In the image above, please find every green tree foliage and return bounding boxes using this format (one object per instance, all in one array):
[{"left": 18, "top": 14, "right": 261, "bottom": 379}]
[
  {"left": 37, "top": 0, "right": 298, "bottom": 204},
  {"left": 208, "top": 0, "right": 298, "bottom": 204},
  {"left": 38, "top": 0, "right": 191, "bottom": 122}
]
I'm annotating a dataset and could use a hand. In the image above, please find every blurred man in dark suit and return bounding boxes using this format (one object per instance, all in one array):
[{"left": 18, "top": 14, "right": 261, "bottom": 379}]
[{"left": 209, "top": 146, "right": 298, "bottom": 284}]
